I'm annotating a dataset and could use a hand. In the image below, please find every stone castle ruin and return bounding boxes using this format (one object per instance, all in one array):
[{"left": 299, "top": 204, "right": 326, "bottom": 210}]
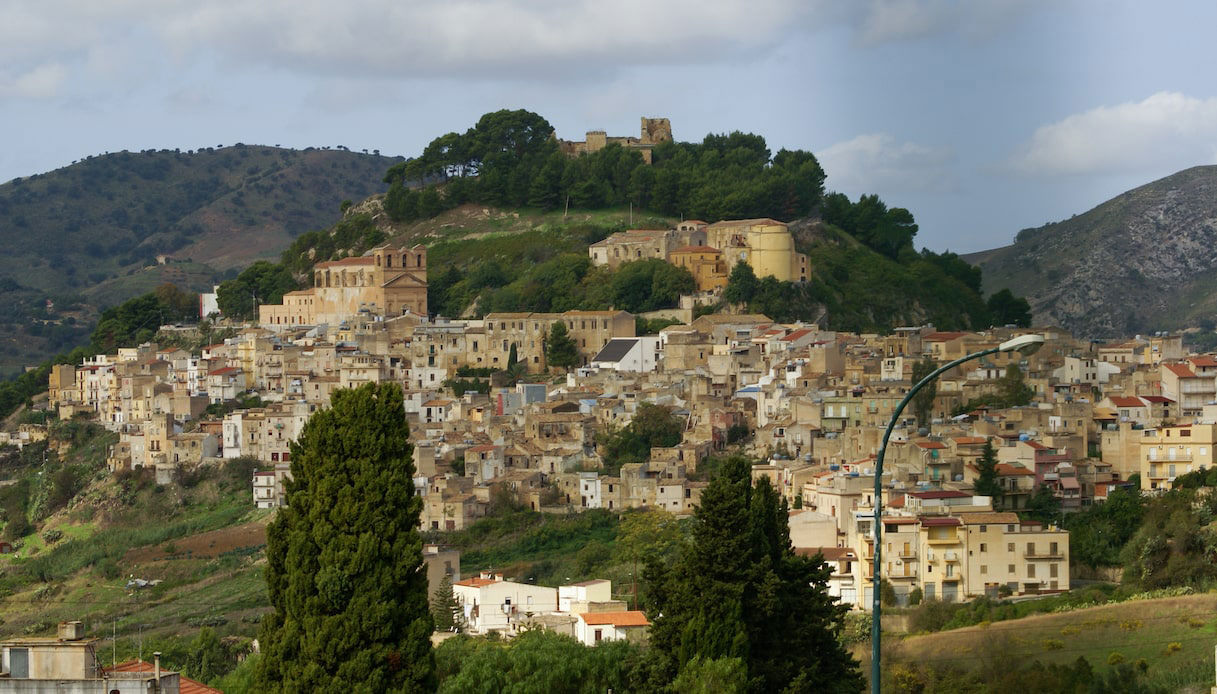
[{"left": 557, "top": 117, "right": 672, "bottom": 164}]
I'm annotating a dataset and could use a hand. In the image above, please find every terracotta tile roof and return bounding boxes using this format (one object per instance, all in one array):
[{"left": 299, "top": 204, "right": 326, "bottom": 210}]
[
  {"left": 579, "top": 610, "right": 651, "bottom": 627},
  {"left": 1109, "top": 396, "right": 1145, "bottom": 408},
  {"left": 1023, "top": 440, "right": 1049, "bottom": 450},
  {"left": 796, "top": 547, "right": 858, "bottom": 561},
  {"left": 669, "top": 245, "right": 721, "bottom": 254},
  {"left": 995, "top": 463, "right": 1035, "bottom": 476},
  {"left": 106, "top": 660, "right": 221, "bottom": 694},
  {"left": 1164, "top": 363, "right": 1198, "bottom": 378},
  {"left": 1190, "top": 356, "right": 1217, "bottom": 367},
  {"left": 1142, "top": 395, "right": 1173, "bottom": 403},
  {"left": 924, "top": 331, "right": 971, "bottom": 341},
  {"left": 914, "top": 441, "right": 947, "bottom": 449},
  {"left": 779, "top": 329, "right": 813, "bottom": 342}
]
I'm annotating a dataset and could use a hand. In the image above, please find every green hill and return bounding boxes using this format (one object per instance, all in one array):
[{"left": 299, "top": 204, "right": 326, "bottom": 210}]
[{"left": 0, "top": 145, "right": 403, "bottom": 374}]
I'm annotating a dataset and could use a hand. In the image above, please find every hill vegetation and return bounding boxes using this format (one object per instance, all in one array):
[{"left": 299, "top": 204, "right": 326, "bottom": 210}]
[{"left": 0, "top": 145, "right": 402, "bottom": 374}]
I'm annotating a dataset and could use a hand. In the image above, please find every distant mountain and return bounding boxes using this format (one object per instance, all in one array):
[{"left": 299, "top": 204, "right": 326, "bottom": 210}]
[
  {"left": 966, "top": 166, "right": 1217, "bottom": 338},
  {"left": 0, "top": 145, "right": 402, "bottom": 373}
]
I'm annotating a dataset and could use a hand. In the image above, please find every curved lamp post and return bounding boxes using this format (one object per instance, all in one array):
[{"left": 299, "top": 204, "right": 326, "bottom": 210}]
[{"left": 869, "top": 334, "right": 1044, "bottom": 692}]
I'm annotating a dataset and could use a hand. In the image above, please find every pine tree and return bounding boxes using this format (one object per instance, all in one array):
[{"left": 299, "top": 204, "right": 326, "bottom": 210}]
[
  {"left": 644, "top": 455, "right": 863, "bottom": 693},
  {"left": 545, "top": 321, "right": 578, "bottom": 370},
  {"left": 974, "top": 440, "right": 1003, "bottom": 508},
  {"left": 430, "top": 574, "right": 464, "bottom": 633},
  {"left": 256, "top": 382, "right": 435, "bottom": 693}
]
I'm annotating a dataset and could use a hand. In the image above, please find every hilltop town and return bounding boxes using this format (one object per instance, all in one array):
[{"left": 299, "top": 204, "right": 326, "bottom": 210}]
[{"left": 33, "top": 211, "right": 1210, "bottom": 626}]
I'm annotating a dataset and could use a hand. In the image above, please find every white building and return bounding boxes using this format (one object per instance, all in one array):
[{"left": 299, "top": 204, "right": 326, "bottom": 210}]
[
  {"left": 573, "top": 611, "right": 651, "bottom": 646},
  {"left": 590, "top": 337, "right": 663, "bottom": 373},
  {"left": 453, "top": 572, "right": 559, "bottom": 636}
]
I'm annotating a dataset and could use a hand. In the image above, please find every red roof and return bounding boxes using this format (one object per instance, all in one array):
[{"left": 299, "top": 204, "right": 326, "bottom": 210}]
[
  {"left": 1164, "top": 363, "right": 1198, "bottom": 378},
  {"left": 924, "top": 331, "right": 970, "bottom": 342},
  {"left": 1109, "top": 396, "right": 1145, "bottom": 408},
  {"left": 670, "top": 245, "right": 721, "bottom": 254},
  {"left": 1190, "top": 356, "right": 1217, "bottom": 367},
  {"left": 1023, "top": 440, "right": 1049, "bottom": 450},
  {"left": 208, "top": 367, "right": 239, "bottom": 376},
  {"left": 952, "top": 436, "right": 987, "bottom": 445},
  {"left": 579, "top": 611, "right": 651, "bottom": 627},
  {"left": 995, "top": 463, "right": 1034, "bottom": 476},
  {"left": 779, "top": 329, "right": 813, "bottom": 342},
  {"left": 1142, "top": 395, "right": 1173, "bottom": 403},
  {"left": 106, "top": 660, "right": 221, "bottom": 694},
  {"left": 466, "top": 444, "right": 500, "bottom": 453},
  {"left": 913, "top": 441, "right": 947, "bottom": 449}
]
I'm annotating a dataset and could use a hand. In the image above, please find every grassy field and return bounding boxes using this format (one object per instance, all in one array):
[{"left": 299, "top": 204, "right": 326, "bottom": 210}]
[{"left": 871, "top": 593, "right": 1217, "bottom": 690}]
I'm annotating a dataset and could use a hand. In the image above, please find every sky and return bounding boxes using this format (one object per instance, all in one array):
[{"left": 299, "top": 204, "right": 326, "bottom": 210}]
[{"left": 2, "top": 0, "right": 1216, "bottom": 253}]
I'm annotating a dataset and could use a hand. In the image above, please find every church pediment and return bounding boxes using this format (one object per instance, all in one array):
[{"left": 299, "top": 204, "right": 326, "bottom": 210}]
[{"left": 382, "top": 271, "right": 427, "bottom": 289}]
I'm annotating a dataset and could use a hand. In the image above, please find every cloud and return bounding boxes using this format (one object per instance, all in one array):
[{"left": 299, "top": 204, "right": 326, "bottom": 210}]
[
  {"left": 819, "top": 133, "right": 954, "bottom": 193},
  {"left": 0, "top": 0, "right": 833, "bottom": 86},
  {"left": 0, "top": 62, "right": 67, "bottom": 99},
  {"left": 1006, "top": 92, "right": 1217, "bottom": 177}
]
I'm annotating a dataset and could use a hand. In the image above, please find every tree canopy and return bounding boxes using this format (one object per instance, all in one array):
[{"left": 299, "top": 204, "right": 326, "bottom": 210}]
[
  {"left": 383, "top": 109, "right": 826, "bottom": 224},
  {"left": 217, "top": 261, "right": 298, "bottom": 319},
  {"left": 257, "top": 382, "right": 435, "bottom": 692},
  {"left": 599, "top": 403, "right": 684, "bottom": 475}
]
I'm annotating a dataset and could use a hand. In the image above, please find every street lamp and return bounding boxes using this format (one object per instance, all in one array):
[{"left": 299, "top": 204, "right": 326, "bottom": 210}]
[{"left": 869, "top": 333, "right": 1044, "bottom": 692}]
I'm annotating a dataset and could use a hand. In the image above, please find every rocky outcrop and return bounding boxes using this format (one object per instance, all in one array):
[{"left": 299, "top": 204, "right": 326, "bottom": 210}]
[{"left": 967, "top": 166, "right": 1217, "bottom": 338}]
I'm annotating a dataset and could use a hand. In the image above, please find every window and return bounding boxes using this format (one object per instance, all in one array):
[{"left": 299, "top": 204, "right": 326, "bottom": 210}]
[
  {"left": 979, "top": 543, "right": 987, "bottom": 552},
  {"left": 1026, "top": 542, "right": 1035, "bottom": 555},
  {"left": 1007, "top": 542, "right": 1014, "bottom": 552},
  {"left": 1007, "top": 564, "right": 1015, "bottom": 574},
  {"left": 979, "top": 525, "right": 987, "bottom": 532},
  {"left": 980, "top": 565, "right": 988, "bottom": 574},
  {"left": 1028, "top": 564, "right": 1036, "bottom": 578},
  {"left": 1050, "top": 563, "right": 1058, "bottom": 578},
  {"left": 594, "top": 629, "right": 603, "bottom": 643}
]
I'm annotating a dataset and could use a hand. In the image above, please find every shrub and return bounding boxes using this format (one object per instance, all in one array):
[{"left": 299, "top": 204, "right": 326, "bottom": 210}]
[
  {"left": 1108, "top": 652, "right": 1124, "bottom": 665},
  {"left": 1041, "top": 639, "right": 1064, "bottom": 650}
]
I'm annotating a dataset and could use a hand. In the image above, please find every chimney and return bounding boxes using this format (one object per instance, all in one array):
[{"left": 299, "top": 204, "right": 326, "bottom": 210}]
[{"left": 154, "top": 651, "right": 161, "bottom": 685}]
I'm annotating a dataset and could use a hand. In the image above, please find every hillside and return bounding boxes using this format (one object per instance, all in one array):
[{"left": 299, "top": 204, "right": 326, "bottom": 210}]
[
  {"left": 967, "top": 166, "right": 1217, "bottom": 337},
  {"left": 0, "top": 145, "right": 402, "bottom": 373},
  {"left": 884, "top": 593, "right": 1217, "bottom": 691}
]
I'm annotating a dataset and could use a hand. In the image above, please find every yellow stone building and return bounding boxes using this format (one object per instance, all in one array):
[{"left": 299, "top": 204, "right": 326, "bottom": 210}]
[
  {"left": 259, "top": 243, "right": 428, "bottom": 329},
  {"left": 668, "top": 245, "right": 728, "bottom": 291},
  {"left": 704, "top": 218, "right": 809, "bottom": 283}
]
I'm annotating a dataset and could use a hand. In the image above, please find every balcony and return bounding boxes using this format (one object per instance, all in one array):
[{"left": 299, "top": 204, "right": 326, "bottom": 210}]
[
  {"left": 1025, "top": 550, "right": 1065, "bottom": 560},
  {"left": 927, "top": 535, "right": 959, "bottom": 545},
  {"left": 941, "top": 573, "right": 962, "bottom": 582}
]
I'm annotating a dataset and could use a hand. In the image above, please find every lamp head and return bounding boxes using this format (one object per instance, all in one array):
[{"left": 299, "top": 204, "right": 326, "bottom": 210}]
[{"left": 998, "top": 334, "right": 1045, "bottom": 356}]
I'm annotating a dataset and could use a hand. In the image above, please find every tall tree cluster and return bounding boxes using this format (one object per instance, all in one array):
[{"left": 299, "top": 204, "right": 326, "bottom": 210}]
[
  {"left": 382, "top": 110, "right": 827, "bottom": 224},
  {"left": 257, "top": 382, "right": 435, "bottom": 692},
  {"left": 643, "top": 455, "right": 863, "bottom": 693}
]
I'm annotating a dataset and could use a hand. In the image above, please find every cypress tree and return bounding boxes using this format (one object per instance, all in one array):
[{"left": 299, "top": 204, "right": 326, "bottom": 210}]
[
  {"left": 645, "top": 455, "right": 863, "bottom": 693},
  {"left": 974, "top": 440, "right": 1003, "bottom": 508},
  {"left": 256, "top": 382, "right": 435, "bottom": 693}
]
